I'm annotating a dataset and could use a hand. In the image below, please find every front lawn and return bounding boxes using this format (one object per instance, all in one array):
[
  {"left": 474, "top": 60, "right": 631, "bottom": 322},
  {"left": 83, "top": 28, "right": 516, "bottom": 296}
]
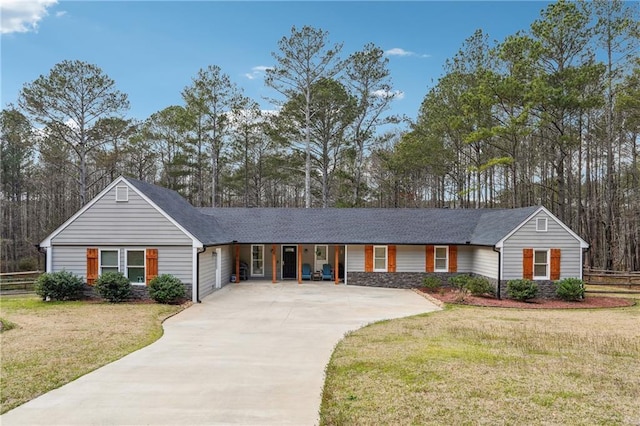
[
  {"left": 321, "top": 301, "right": 640, "bottom": 425},
  {"left": 0, "top": 295, "right": 184, "bottom": 414}
]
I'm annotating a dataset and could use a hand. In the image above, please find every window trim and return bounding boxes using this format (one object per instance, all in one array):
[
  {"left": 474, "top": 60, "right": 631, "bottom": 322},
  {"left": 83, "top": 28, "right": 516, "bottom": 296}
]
[
  {"left": 533, "top": 249, "right": 550, "bottom": 280},
  {"left": 251, "top": 244, "right": 265, "bottom": 277},
  {"left": 536, "top": 217, "right": 548, "bottom": 232},
  {"left": 99, "top": 248, "right": 120, "bottom": 275},
  {"left": 125, "top": 249, "right": 146, "bottom": 285},
  {"left": 115, "top": 185, "right": 129, "bottom": 202},
  {"left": 373, "top": 245, "right": 388, "bottom": 272},
  {"left": 434, "top": 246, "right": 449, "bottom": 272}
]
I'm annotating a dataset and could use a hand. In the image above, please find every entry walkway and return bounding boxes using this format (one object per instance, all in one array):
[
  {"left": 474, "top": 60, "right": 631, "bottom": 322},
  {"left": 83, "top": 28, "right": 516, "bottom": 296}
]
[{"left": 2, "top": 283, "right": 440, "bottom": 425}]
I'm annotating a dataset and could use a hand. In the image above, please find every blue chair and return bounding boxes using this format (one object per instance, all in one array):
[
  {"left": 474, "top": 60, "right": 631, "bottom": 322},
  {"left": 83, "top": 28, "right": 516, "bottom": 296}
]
[
  {"left": 322, "top": 264, "right": 333, "bottom": 281},
  {"left": 301, "top": 263, "right": 312, "bottom": 280}
]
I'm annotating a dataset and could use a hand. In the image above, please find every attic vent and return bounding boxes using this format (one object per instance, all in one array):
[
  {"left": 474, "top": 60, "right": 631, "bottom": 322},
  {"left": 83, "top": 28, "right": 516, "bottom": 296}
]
[
  {"left": 115, "top": 186, "right": 129, "bottom": 202},
  {"left": 536, "top": 217, "right": 547, "bottom": 232}
]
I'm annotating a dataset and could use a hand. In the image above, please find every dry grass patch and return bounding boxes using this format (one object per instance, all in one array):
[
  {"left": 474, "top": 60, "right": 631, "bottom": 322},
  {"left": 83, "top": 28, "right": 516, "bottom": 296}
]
[
  {"left": 0, "top": 295, "right": 184, "bottom": 414},
  {"left": 321, "top": 304, "right": 640, "bottom": 425}
]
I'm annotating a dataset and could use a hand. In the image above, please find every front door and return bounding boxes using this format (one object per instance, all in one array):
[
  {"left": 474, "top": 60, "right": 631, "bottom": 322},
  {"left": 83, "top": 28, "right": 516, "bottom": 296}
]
[{"left": 282, "top": 245, "right": 297, "bottom": 279}]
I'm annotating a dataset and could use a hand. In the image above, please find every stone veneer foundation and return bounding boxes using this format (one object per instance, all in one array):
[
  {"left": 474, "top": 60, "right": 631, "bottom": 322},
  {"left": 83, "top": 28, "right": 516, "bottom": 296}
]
[
  {"left": 82, "top": 283, "right": 193, "bottom": 301},
  {"left": 347, "top": 272, "right": 558, "bottom": 299}
]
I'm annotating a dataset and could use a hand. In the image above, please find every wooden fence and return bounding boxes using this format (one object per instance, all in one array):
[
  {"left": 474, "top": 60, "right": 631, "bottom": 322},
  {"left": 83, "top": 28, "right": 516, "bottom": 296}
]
[
  {"left": 0, "top": 271, "right": 42, "bottom": 294},
  {"left": 583, "top": 268, "right": 640, "bottom": 294}
]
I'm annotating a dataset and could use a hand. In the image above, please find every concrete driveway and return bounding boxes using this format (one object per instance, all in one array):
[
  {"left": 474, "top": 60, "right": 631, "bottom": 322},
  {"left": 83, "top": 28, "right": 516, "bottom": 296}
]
[{"left": 2, "top": 283, "right": 440, "bottom": 426}]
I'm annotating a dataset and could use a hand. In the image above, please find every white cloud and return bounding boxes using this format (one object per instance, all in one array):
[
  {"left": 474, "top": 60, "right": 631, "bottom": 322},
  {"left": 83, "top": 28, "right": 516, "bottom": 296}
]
[
  {"left": 55, "top": 10, "right": 66, "bottom": 18},
  {"left": 0, "top": 0, "right": 58, "bottom": 34},
  {"left": 385, "top": 48, "right": 413, "bottom": 57},
  {"left": 371, "top": 89, "right": 405, "bottom": 100},
  {"left": 244, "top": 65, "right": 273, "bottom": 80},
  {"left": 384, "top": 47, "right": 431, "bottom": 59}
]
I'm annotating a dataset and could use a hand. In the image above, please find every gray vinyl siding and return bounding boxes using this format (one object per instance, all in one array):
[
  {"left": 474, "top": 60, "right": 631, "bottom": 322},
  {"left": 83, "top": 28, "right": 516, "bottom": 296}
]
[
  {"left": 472, "top": 247, "right": 499, "bottom": 279},
  {"left": 199, "top": 247, "right": 216, "bottom": 297},
  {"left": 456, "top": 246, "right": 473, "bottom": 273},
  {"left": 52, "top": 183, "right": 193, "bottom": 246},
  {"left": 219, "top": 245, "right": 233, "bottom": 285},
  {"left": 396, "top": 246, "right": 424, "bottom": 272},
  {"left": 199, "top": 245, "right": 234, "bottom": 297},
  {"left": 347, "top": 245, "right": 365, "bottom": 272},
  {"left": 502, "top": 210, "right": 583, "bottom": 280},
  {"left": 51, "top": 245, "right": 193, "bottom": 285}
]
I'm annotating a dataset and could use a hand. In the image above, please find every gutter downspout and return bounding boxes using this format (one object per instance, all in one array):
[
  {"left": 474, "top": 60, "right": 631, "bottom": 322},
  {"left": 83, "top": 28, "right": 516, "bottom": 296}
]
[
  {"left": 194, "top": 246, "right": 206, "bottom": 303},
  {"left": 493, "top": 246, "right": 502, "bottom": 300}
]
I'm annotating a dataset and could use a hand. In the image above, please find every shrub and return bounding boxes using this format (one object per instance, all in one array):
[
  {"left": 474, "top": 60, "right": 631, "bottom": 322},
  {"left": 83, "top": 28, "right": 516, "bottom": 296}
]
[
  {"left": 465, "top": 276, "right": 495, "bottom": 297},
  {"left": 94, "top": 272, "right": 132, "bottom": 303},
  {"left": 448, "top": 275, "right": 471, "bottom": 291},
  {"left": 148, "top": 274, "right": 186, "bottom": 304},
  {"left": 507, "top": 279, "right": 538, "bottom": 301},
  {"left": 18, "top": 257, "right": 38, "bottom": 271},
  {"left": 422, "top": 276, "right": 441, "bottom": 291},
  {"left": 556, "top": 278, "right": 585, "bottom": 301},
  {"left": 34, "top": 270, "right": 84, "bottom": 301}
]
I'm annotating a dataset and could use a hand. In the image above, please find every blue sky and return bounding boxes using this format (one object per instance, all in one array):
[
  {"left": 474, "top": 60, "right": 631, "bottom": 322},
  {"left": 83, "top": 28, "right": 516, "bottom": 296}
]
[{"left": 1, "top": 1, "right": 552, "bottom": 122}]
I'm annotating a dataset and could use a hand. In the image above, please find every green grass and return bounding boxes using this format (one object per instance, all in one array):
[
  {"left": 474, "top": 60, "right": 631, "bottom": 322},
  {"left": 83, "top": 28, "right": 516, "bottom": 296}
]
[
  {"left": 321, "top": 303, "right": 640, "bottom": 425},
  {"left": 0, "top": 295, "right": 184, "bottom": 414}
]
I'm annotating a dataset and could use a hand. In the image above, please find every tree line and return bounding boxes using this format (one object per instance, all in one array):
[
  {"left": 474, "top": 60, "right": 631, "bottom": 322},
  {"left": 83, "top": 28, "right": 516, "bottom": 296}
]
[{"left": 1, "top": 0, "right": 639, "bottom": 272}]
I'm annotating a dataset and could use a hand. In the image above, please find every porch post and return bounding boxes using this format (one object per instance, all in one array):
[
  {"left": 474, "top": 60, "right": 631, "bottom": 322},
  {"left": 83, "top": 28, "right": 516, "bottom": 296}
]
[
  {"left": 272, "top": 244, "right": 277, "bottom": 283},
  {"left": 334, "top": 245, "right": 339, "bottom": 285},
  {"left": 297, "top": 244, "right": 302, "bottom": 284},
  {"left": 235, "top": 245, "right": 240, "bottom": 283}
]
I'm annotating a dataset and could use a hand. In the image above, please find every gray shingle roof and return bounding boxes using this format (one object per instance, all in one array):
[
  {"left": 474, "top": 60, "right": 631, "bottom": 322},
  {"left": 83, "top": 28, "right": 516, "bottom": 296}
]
[
  {"left": 126, "top": 177, "right": 539, "bottom": 246},
  {"left": 198, "top": 206, "right": 539, "bottom": 246},
  {"left": 126, "top": 178, "right": 232, "bottom": 245}
]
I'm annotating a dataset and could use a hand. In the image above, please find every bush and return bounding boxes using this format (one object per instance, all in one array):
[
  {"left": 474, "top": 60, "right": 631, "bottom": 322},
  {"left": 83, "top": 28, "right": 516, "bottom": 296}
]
[
  {"left": 556, "top": 278, "right": 585, "bottom": 301},
  {"left": 18, "top": 257, "right": 38, "bottom": 271},
  {"left": 34, "top": 270, "right": 84, "bottom": 301},
  {"left": 422, "top": 276, "right": 441, "bottom": 291},
  {"left": 448, "top": 274, "right": 495, "bottom": 297},
  {"left": 448, "top": 275, "right": 471, "bottom": 291},
  {"left": 94, "top": 272, "right": 132, "bottom": 303},
  {"left": 465, "top": 276, "right": 495, "bottom": 296},
  {"left": 148, "top": 274, "right": 186, "bottom": 304},
  {"left": 507, "top": 279, "right": 538, "bottom": 301}
]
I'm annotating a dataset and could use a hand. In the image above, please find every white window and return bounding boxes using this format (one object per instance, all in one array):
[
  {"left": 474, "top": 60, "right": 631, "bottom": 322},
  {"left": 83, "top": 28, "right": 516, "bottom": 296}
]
[
  {"left": 533, "top": 250, "right": 549, "bottom": 279},
  {"left": 373, "top": 246, "right": 387, "bottom": 272},
  {"left": 315, "top": 245, "right": 328, "bottom": 272},
  {"left": 536, "top": 217, "right": 548, "bottom": 232},
  {"left": 126, "top": 250, "right": 146, "bottom": 284},
  {"left": 434, "top": 246, "right": 449, "bottom": 272},
  {"left": 115, "top": 186, "right": 129, "bottom": 202},
  {"left": 251, "top": 245, "right": 264, "bottom": 276},
  {"left": 99, "top": 249, "right": 119, "bottom": 274}
]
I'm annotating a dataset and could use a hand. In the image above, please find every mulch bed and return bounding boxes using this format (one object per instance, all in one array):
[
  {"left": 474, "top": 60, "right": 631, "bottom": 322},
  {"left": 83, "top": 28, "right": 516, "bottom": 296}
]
[{"left": 417, "top": 287, "right": 636, "bottom": 309}]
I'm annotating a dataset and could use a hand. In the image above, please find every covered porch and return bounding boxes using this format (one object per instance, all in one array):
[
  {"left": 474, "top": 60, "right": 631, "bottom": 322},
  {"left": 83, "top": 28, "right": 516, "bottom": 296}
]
[{"left": 233, "top": 243, "right": 346, "bottom": 285}]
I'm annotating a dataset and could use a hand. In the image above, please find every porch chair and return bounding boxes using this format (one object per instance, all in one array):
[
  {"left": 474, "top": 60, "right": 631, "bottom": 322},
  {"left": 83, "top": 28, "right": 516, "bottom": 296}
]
[
  {"left": 301, "top": 263, "right": 313, "bottom": 280},
  {"left": 322, "top": 264, "right": 333, "bottom": 281}
]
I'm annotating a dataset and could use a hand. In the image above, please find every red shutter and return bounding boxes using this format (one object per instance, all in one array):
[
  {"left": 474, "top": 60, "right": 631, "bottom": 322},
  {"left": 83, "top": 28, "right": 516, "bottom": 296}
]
[
  {"left": 426, "top": 245, "right": 434, "bottom": 272},
  {"left": 523, "top": 248, "right": 533, "bottom": 280},
  {"left": 364, "top": 245, "right": 373, "bottom": 272},
  {"left": 449, "top": 246, "right": 458, "bottom": 273},
  {"left": 550, "top": 248, "right": 561, "bottom": 280},
  {"left": 388, "top": 245, "right": 396, "bottom": 272},
  {"left": 87, "top": 248, "right": 98, "bottom": 285},
  {"left": 146, "top": 248, "right": 158, "bottom": 285}
]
